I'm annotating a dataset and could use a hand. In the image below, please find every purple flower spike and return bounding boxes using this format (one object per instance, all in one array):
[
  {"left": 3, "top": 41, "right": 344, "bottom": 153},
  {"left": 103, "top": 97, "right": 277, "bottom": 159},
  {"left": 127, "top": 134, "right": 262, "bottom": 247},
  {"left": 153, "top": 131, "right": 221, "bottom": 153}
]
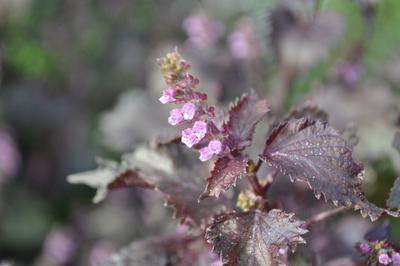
[
  {"left": 182, "top": 102, "right": 196, "bottom": 120},
  {"left": 199, "top": 147, "right": 213, "bottom": 161},
  {"left": 181, "top": 128, "right": 199, "bottom": 148},
  {"left": 378, "top": 253, "right": 391, "bottom": 265},
  {"left": 168, "top": 108, "right": 184, "bottom": 125},
  {"left": 192, "top": 121, "right": 207, "bottom": 140},
  {"left": 359, "top": 242, "right": 370, "bottom": 254},
  {"left": 392, "top": 253, "right": 400, "bottom": 266},
  {"left": 208, "top": 139, "right": 222, "bottom": 154},
  {"left": 159, "top": 87, "right": 176, "bottom": 104}
]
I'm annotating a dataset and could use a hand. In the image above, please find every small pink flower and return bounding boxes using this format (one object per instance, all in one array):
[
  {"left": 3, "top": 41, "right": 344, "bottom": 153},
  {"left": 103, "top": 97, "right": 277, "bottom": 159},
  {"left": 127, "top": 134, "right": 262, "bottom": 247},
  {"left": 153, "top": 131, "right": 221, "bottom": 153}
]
[
  {"left": 392, "top": 252, "right": 400, "bottom": 266},
  {"left": 159, "top": 88, "right": 176, "bottom": 104},
  {"left": 192, "top": 121, "right": 207, "bottom": 139},
  {"left": 181, "top": 128, "right": 199, "bottom": 148},
  {"left": 359, "top": 242, "right": 370, "bottom": 254},
  {"left": 208, "top": 139, "right": 222, "bottom": 154},
  {"left": 168, "top": 108, "right": 183, "bottom": 125},
  {"left": 182, "top": 102, "right": 196, "bottom": 120},
  {"left": 378, "top": 253, "right": 391, "bottom": 265},
  {"left": 199, "top": 147, "right": 213, "bottom": 161},
  {"left": 198, "top": 140, "right": 222, "bottom": 161}
]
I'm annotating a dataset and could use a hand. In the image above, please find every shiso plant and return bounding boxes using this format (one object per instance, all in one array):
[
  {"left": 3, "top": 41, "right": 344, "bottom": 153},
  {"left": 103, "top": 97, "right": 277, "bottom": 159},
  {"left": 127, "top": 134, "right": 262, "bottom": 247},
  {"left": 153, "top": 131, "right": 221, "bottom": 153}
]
[{"left": 68, "top": 49, "right": 400, "bottom": 266}]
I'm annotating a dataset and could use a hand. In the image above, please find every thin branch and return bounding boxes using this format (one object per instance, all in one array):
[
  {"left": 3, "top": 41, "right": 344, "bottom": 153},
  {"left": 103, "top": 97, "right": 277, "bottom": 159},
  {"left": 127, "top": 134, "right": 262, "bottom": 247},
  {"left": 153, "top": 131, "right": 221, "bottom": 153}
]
[{"left": 305, "top": 207, "right": 348, "bottom": 228}]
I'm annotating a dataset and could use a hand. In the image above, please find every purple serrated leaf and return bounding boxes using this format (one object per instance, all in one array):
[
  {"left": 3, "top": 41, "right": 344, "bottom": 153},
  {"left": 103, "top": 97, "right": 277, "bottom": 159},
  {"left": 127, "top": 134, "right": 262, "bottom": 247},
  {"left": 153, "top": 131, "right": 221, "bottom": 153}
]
[
  {"left": 261, "top": 118, "right": 384, "bottom": 221},
  {"left": 224, "top": 90, "right": 269, "bottom": 150},
  {"left": 200, "top": 155, "right": 248, "bottom": 200},
  {"left": 206, "top": 209, "right": 307, "bottom": 266}
]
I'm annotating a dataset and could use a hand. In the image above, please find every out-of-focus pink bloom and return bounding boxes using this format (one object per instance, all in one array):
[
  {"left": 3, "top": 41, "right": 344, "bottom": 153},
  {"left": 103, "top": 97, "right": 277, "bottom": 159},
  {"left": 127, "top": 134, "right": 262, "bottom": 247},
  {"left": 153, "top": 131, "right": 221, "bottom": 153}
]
[
  {"left": 392, "top": 253, "right": 400, "bottom": 266},
  {"left": 192, "top": 121, "right": 207, "bottom": 139},
  {"left": 182, "top": 102, "right": 196, "bottom": 120},
  {"left": 228, "top": 20, "right": 258, "bottom": 61},
  {"left": 89, "top": 241, "right": 115, "bottom": 266},
  {"left": 183, "top": 13, "right": 224, "bottom": 49},
  {"left": 378, "top": 253, "right": 391, "bottom": 265},
  {"left": 181, "top": 128, "right": 199, "bottom": 148},
  {"left": 168, "top": 108, "right": 184, "bottom": 125},
  {"left": 0, "top": 130, "right": 20, "bottom": 180},
  {"left": 359, "top": 242, "right": 370, "bottom": 253},
  {"left": 159, "top": 88, "right": 176, "bottom": 104},
  {"left": 43, "top": 228, "right": 76, "bottom": 264}
]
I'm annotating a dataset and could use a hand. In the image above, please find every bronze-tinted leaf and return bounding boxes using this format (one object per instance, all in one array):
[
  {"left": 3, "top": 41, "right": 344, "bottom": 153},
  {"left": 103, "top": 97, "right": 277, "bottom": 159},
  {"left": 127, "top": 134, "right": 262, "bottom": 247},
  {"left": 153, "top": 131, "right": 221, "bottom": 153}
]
[
  {"left": 200, "top": 155, "right": 248, "bottom": 200},
  {"left": 224, "top": 90, "right": 269, "bottom": 150},
  {"left": 206, "top": 209, "right": 307, "bottom": 266},
  {"left": 68, "top": 144, "right": 232, "bottom": 227},
  {"left": 261, "top": 118, "right": 383, "bottom": 221}
]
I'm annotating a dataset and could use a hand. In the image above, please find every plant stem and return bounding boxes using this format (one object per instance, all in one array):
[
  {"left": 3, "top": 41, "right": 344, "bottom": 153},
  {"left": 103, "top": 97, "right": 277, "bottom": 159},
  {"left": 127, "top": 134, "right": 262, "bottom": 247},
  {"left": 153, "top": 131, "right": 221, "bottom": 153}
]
[
  {"left": 305, "top": 207, "right": 348, "bottom": 228},
  {"left": 253, "top": 159, "right": 263, "bottom": 173},
  {"left": 247, "top": 173, "right": 264, "bottom": 196}
]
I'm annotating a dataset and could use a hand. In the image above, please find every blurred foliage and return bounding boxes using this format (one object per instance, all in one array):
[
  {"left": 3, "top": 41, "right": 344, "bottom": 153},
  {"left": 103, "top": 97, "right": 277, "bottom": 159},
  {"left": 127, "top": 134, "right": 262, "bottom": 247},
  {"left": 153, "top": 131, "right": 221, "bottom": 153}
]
[{"left": 0, "top": 0, "right": 399, "bottom": 265}]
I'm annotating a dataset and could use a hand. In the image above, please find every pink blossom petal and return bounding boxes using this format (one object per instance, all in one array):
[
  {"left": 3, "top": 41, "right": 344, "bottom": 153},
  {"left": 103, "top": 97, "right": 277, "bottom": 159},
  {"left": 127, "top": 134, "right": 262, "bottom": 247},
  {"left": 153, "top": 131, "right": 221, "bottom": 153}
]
[
  {"left": 199, "top": 147, "right": 213, "bottom": 161},
  {"left": 181, "top": 128, "right": 199, "bottom": 148},
  {"left": 359, "top": 242, "right": 370, "bottom": 254},
  {"left": 159, "top": 88, "right": 176, "bottom": 104},
  {"left": 192, "top": 121, "right": 207, "bottom": 140},
  {"left": 208, "top": 139, "right": 222, "bottom": 154},
  {"left": 182, "top": 102, "right": 196, "bottom": 120},
  {"left": 392, "top": 253, "right": 400, "bottom": 266},
  {"left": 168, "top": 108, "right": 183, "bottom": 125},
  {"left": 378, "top": 253, "right": 391, "bottom": 265}
]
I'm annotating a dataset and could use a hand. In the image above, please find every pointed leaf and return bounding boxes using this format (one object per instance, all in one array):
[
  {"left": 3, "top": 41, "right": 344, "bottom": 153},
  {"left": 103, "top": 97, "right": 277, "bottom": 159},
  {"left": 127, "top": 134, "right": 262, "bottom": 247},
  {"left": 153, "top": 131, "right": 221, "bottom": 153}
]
[
  {"left": 206, "top": 209, "right": 307, "bottom": 266},
  {"left": 68, "top": 144, "right": 232, "bottom": 227},
  {"left": 261, "top": 119, "right": 383, "bottom": 221},
  {"left": 225, "top": 90, "right": 269, "bottom": 150},
  {"left": 200, "top": 155, "right": 248, "bottom": 200}
]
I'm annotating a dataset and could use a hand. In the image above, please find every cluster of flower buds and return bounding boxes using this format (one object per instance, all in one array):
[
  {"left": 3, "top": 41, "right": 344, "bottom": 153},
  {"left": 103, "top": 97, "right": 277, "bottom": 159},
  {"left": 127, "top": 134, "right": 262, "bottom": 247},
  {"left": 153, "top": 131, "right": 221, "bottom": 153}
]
[
  {"left": 158, "top": 50, "right": 225, "bottom": 161},
  {"left": 358, "top": 240, "right": 400, "bottom": 266}
]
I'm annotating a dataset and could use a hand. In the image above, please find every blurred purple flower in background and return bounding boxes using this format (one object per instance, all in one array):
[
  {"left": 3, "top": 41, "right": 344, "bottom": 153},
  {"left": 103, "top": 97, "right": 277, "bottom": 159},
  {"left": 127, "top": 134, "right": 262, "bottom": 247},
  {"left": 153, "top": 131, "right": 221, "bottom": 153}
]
[
  {"left": 228, "top": 19, "right": 260, "bottom": 61},
  {"left": 89, "top": 241, "right": 115, "bottom": 266},
  {"left": 0, "top": 130, "right": 20, "bottom": 181},
  {"left": 42, "top": 228, "right": 76, "bottom": 265},
  {"left": 183, "top": 12, "right": 224, "bottom": 49}
]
